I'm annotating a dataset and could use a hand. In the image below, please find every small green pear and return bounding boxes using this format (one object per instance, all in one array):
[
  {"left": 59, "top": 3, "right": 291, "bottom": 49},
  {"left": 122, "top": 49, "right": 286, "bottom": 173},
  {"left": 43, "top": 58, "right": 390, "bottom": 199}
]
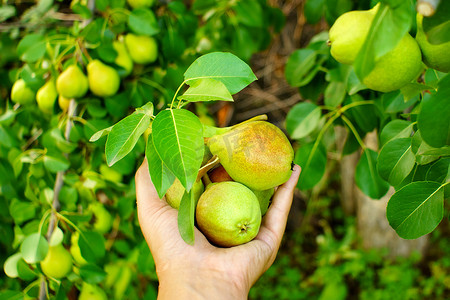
[
  {"left": 362, "top": 34, "right": 422, "bottom": 92},
  {"left": 56, "top": 65, "right": 89, "bottom": 99},
  {"left": 40, "top": 244, "right": 73, "bottom": 279},
  {"left": 125, "top": 34, "right": 158, "bottom": 64},
  {"left": 196, "top": 182, "right": 261, "bottom": 247},
  {"left": 416, "top": 14, "right": 450, "bottom": 73},
  {"left": 79, "top": 283, "right": 107, "bottom": 300},
  {"left": 252, "top": 188, "right": 274, "bottom": 216},
  {"left": 87, "top": 60, "right": 121, "bottom": 98},
  {"left": 165, "top": 178, "right": 204, "bottom": 209},
  {"left": 208, "top": 121, "right": 294, "bottom": 190},
  {"left": 11, "top": 79, "right": 35, "bottom": 105},
  {"left": 70, "top": 232, "right": 88, "bottom": 266},
  {"left": 90, "top": 203, "right": 113, "bottom": 234},
  {"left": 127, "top": 0, "right": 154, "bottom": 9},
  {"left": 113, "top": 40, "right": 133, "bottom": 77},
  {"left": 329, "top": 4, "right": 379, "bottom": 65},
  {"left": 36, "top": 80, "right": 57, "bottom": 113}
]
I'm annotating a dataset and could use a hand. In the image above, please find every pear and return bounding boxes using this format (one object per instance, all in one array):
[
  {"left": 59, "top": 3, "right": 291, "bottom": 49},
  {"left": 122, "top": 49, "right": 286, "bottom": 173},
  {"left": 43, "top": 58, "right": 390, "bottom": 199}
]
[
  {"left": 124, "top": 34, "right": 158, "bottom": 64},
  {"left": 329, "top": 4, "right": 422, "bottom": 92},
  {"left": 11, "top": 79, "right": 35, "bottom": 105},
  {"left": 416, "top": 14, "right": 450, "bottom": 73},
  {"left": 70, "top": 232, "right": 88, "bottom": 266},
  {"left": 87, "top": 60, "right": 121, "bottom": 98},
  {"left": 56, "top": 65, "right": 88, "bottom": 99},
  {"left": 58, "top": 95, "right": 71, "bottom": 111},
  {"left": 113, "top": 40, "right": 133, "bottom": 77},
  {"left": 79, "top": 283, "right": 107, "bottom": 300},
  {"left": 253, "top": 188, "right": 274, "bottom": 216},
  {"left": 196, "top": 182, "right": 261, "bottom": 247},
  {"left": 209, "top": 164, "right": 234, "bottom": 183},
  {"left": 362, "top": 34, "right": 422, "bottom": 92},
  {"left": 329, "top": 4, "right": 378, "bottom": 65},
  {"left": 165, "top": 178, "right": 204, "bottom": 209},
  {"left": 89, "top": 203, "right": 113, "bottom": 234},
  {"left": 208, "top": 121, "right": 294, "bottom": 190},
  {"left": 40, "top": 244, "right": 73, "bottom": 279},
  {"left": 127, "top": 0, "right": 154, "bottom": 9},
  {"left": 36, "top": 80, "right": 57, "bottom": 113}
]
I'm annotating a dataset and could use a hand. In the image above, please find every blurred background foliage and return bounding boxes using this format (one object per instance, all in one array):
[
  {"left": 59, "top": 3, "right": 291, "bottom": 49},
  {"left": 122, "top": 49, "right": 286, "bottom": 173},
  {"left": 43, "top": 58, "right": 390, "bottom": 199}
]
[{"left": 0, "top": 0, "right": 449, "bottom": 299}]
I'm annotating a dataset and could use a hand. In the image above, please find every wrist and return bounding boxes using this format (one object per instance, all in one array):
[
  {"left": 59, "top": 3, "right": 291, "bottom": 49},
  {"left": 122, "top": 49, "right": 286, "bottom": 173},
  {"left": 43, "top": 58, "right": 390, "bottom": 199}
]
[{"left": 157, "top": 268, "right": 248, "bottom": 300}]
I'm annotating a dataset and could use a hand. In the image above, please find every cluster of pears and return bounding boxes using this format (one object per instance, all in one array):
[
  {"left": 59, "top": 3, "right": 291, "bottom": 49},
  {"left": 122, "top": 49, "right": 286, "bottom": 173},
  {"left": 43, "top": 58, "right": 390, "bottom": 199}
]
[
  {"left": 164, "top": 120, "right": 294, "bottom": 247},
  {"left": 328, "top": 4, "right": 449, "bottom": 92},
  {"left": 10, "top": 34, "right": 158, "bottom": 111}
]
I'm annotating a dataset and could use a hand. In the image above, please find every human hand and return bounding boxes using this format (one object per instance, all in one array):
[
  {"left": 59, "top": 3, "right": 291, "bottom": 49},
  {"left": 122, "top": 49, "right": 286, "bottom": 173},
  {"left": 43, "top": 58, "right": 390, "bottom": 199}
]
[{"left": 136, "top": 158, "right": 300, "bottom": 299}]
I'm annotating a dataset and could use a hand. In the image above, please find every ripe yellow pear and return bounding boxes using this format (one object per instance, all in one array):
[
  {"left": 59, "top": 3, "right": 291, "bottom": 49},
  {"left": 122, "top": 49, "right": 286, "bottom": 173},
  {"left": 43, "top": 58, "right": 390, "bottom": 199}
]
[
  {"left": 36, "top": 80, "right": 57, "bottom": 113},
  {"left": 362, "top": 34, "right": 422, "bottom": 92},
  {"left": 124, "top": 34, "right": 158, "bottom": 64},
  {"left": 113, "top": 40, "right": 133, "bottom": 77},
  {"left": 208, "top": 121, "right": 294, "bottom": 190},
  {"left": 56, "top": 65, "right": 88, "bottom": 99},
  {"left": 127, "top": 0, "right": 154, "bottom": 9},
  {"left": 11, "top": 79, "right": 35, "bottom": 105},
  {"left": 416, "top": 14, "right": 450, "bottom": 73},
  {"left": 40, "top": 244, "right": 73, "bottom": 279},
  {"left": 196, "top": 182, "right": 261, "bottom": 247},
  {"left": 165, "top": 178, "right": 204, "bottom": 209},
  {"left": 79, "top": 283, "right": 107, "bottom": 300},
  {"left": 87, "top": 60, "right": 121, "bottom": 98},
  {"left": 329, "top": 4, "right": 379, "bottom": 65}
]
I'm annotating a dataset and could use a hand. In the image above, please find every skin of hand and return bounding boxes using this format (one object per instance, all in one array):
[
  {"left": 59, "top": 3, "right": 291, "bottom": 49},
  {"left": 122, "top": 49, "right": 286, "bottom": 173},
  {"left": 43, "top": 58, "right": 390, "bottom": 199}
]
[{"left": 136, "top": 158, "right": 300, "bottom": 299}]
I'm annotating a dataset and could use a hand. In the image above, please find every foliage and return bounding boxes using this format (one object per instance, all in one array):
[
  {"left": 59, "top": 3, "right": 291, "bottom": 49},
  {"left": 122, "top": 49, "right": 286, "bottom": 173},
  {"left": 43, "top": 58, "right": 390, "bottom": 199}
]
[{"left": 285, "top": 0, "right": 449, "bottom": 239}]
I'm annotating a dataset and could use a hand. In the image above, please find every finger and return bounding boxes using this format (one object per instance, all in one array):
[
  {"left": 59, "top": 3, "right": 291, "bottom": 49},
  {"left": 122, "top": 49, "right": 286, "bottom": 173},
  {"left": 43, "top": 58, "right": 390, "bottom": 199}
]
[{"left": 256, "top": 164, "right": 300, "bottom": 249}]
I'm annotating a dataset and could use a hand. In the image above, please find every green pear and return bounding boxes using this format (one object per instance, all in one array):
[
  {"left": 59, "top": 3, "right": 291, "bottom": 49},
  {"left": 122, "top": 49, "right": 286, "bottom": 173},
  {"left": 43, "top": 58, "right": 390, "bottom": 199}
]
[
  {"left": 70, "top": 232, "right": 88, "bottom": 266},
  {"left": 36, "top": 80, "right": 57, "bottom": 113},
  {"left": 252, "top": 188, "right": 274, "bottom": 216},
  {"left": 127, "top": 0, "right": 154, "bottom": 9},
  {"left": 125, "top": 34, "right": 158, "bottom": 64},
  {"left": 113, "top": 40, "right": 133, "bottom": 77},
  {"left": 79, "top": 283, "right": 107, "bottom": 300},
  {"left": 329, "top": 4, "right": 378, "bottom": 65},
  {"left": 11, "top": 79, "right": 35, "bottom": 105},
  {"left": 40, "top": 244, "right": 73, "bottom": 279},
  {"left": 416, "top": 14, "right": 450, "bottom": 73},
  {"left": 207, "top": 121, "right": 294, "bottom": 190},
  {"left": 165, "top": 178, "right": 204, "bottom": 209},
  {"left": 56, "top": 65, "right": 88, "bottom": 99},
  {"left": 99, "top": 164, "right": 123, "bottom": 182},
  {"left": 87, "top": 60, "right": 121, "bottom": 98},
  {"left": 90, "top": 203, "right": 113, "bottom": 234},
  {"left": 362, "top": 34, "right": 422, "bottom": 92},
  {"left": 196, "top": 182, "right": 261, "bottom": 247}
]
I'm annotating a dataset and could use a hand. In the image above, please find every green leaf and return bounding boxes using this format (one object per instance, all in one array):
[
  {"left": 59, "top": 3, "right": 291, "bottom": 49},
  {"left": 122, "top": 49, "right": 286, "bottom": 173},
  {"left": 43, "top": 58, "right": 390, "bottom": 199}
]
[
  {"left": 20, "top": 233, "right": 48, "bottom": 264},
  {"left": 355, "top": 149, "right": 389, "bottom": 199},
  {"left": 382, "top": 90, "right": 419, "bottom": 113},
  {"left": 422, "top": 0, "right": 450, "bottom": 44},
  {"left": 233, "top": 0, "right": 263, "bottom": 27},
  {"left": 79, "top": 264, "right": 107, "bottom": 284},
  {"left": 9, "top": 199, "right": 36, "bottom": 225},
  {"left": 128, "top": 8, "right": 159, "bottom": 36},
  {"left": 426, "top": 158, "right": 450, "bottom": 183},
  {"left": 354, "top": 2, "right": 413, "bottom": 80},
  {"left": 0, "top": 5, "right": 16, "bottom": 22},
  {"left": 418, "top": 74, "right": 450, "bottom": 148},
  {"left": 177, "top": 190, "right": 195, "bottom": 245},
  {"left": 380, "top": 119, "right": 413, "bottom": 147},
  {"left": 377, "top": 138, "right": 415, "bottom": 186},
  {"left": 184, "top": 52, "right": 257, "bottom": 94},
  {"left": 105, "top": 112, "right": 151, "bottom": 166},
  {"left": 324, "top": 81, "right": 346, "bottom": 107},
  {"left": 304, "top": 0, "right": 325, "bottom": 24},
  {"left": 178, "top": 78, "right": 233, "bottom": 102},
  {"left": 286, "top": 102, "right": 321, "bottom": 139},
  {"left": 387, "top": 181, "right": 444, "bottom": 239},
  {"left": 79, "top": 231, "right": 106, "bottom": 263},
  {"left": 152, "top": 109, "right": 204, "bottom": 192},
  {"left": 294, "top": 142, "right": 327, "bottom": 190},
  {"left": 145, "top": 133, "right": 176, "bottom": 199},
  {"left": 43, "top": 155, "right": 70, "bottom": 173},
  {"left": 4, "top": 253, "right": 22, "bottom": 278},
  {"left": 89, "top": 125, "right": 114, "bottom": 142},
  {"left": 412, "top": 130, "right": 441, "bottom": 165},
  {"left": 17, "top": 34, "right": 46, "bottom": 63},
  {"left": 344, "top": 95, "right": 378, "bottom": 133},
  {"left": 285, "top": 49, "right": 320, "bottom": 87}
]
